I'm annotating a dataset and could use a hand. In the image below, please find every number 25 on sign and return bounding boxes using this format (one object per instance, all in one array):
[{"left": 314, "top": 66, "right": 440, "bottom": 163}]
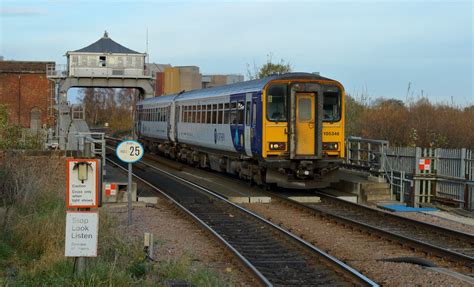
[
  {"left": 115, "top": 140, "right": 144, "bottom": 226},
  {"left": 116, "top": 140, "right": 144, "bottom": 163}
]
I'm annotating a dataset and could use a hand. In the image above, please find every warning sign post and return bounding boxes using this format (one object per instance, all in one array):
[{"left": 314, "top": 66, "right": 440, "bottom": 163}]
[{"left": 66, "top": 159, "right": 99, "bottom": 208}]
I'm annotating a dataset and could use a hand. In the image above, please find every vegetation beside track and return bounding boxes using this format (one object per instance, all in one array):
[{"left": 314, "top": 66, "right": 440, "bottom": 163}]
[{"left": 0, "top": 153, "right": 229, "bottom": 286}]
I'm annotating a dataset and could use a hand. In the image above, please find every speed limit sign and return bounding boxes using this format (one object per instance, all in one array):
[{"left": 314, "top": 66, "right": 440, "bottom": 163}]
[
  {"left": 116, "top": 140, "right": 144, "bottom": 163},
  {"left": 115, "top": 140, "right": 144, "bottom": 226}
]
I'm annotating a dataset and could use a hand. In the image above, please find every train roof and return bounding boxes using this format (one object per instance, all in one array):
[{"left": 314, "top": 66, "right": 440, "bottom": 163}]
[{"left": 137, "top": 72, "right": 334, "bottom": 105}]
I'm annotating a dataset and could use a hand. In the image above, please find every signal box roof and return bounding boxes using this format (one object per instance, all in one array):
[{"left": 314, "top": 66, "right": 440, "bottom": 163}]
[{"left": 72, "top": 31, "right": 142, "bottom": 54}]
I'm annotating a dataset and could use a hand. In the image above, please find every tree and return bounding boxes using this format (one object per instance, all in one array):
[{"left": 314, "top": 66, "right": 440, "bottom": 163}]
[{"left": 247, "top": 53, "right": 292, "bottom": 80}]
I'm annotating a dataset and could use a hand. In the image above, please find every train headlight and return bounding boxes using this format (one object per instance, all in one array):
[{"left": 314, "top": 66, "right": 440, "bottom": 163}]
[
  {"left": 269, "top": 142, "right": 286, "bottom": 151},
  {"left": 323, "top": 142, "right": 339, "bottom": 150}
]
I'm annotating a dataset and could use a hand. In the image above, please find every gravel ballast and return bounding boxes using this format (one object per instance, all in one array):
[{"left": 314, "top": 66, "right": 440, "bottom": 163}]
[{"left": 242, "top": 201, "right": 473, "bottom": 286}]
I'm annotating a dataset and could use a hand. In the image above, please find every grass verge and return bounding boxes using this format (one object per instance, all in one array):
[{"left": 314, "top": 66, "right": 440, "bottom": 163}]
[{"left": 0, "top": 153, "right": 232, "bottom": 286}]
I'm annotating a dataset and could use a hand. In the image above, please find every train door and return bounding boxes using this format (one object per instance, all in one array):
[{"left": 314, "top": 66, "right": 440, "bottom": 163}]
[
  {"left": 167, "top": 105, "right": 172, "bottom": 141},
  {"left": 295, "top": 93, "right": 315, "bottom": 156},
  {"left": 244, "top": 93, "right": 252, "bottom": 156},
  {"left": 230, "top": 96, "right": 245, "bottom": 153},
  {"left": 135, "top": 105, "right": 142, "bottom": 137},
  {"left": 172, "top": 104, "right": 179, "bottom": 143},
  {"left": 250, "top": 94, "right": 259, "bottom": 156}
]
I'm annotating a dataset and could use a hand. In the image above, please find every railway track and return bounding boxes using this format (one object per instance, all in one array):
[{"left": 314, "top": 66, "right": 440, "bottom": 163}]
[
  {"left": 270, "top": 191, "right": 474, "bottom": 268},
  {"left": 105, "top": 147, "right": 377, "bottom": 286}
]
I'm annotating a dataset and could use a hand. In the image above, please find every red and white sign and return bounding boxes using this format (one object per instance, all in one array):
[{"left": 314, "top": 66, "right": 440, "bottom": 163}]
[
  {"left": 104, "top": 183, "right": 117, "bottom": 197},
  {"left": 66, "top": 159, "right": 99, "bottom": 208},
  {"left": 419, "top": 158, "right": 431, "bottom": 171}
]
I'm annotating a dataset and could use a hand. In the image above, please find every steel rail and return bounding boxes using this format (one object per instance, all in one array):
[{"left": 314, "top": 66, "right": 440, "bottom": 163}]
[
  {"left": 269, "top": 190, "right": 474, "bottom": 267},
  {"left": 105, "top": 145, "right": 378, "bottom": 286},
  {"left": 106, "top": 157, "right": 272, "bottom": 287}
]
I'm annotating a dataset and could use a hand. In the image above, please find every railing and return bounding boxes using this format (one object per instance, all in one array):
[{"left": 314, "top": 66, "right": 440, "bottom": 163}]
[
  {"left": 46, "top": 63, "right": 152, "bottom": 78},
  {"left": 46, "top": 64, "right": 67, "bottom": 78},
  {"left": 345, "top": 137, "right": 474, "bottom": 210},
  {"left": 76, "top": 132, "right": 106, "bottom": 177}
]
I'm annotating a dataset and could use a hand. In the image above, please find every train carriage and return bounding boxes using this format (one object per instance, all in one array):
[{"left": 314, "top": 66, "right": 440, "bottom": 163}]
[{"left": 136, "top": 73, "right": 344, "bottom": 189}]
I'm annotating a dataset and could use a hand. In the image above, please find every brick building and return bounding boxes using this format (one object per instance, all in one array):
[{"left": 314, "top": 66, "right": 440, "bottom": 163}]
[{"left": 0, "top": 61, "right": 54, "bottom": 131}]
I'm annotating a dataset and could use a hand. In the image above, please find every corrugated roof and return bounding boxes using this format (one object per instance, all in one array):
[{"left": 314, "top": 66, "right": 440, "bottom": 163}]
[
  {"left": 72, "top": 31, "right": 141, "bottom": 54},
  {"left": 138, "top": 73, "right": 335, "bottom": 105}
]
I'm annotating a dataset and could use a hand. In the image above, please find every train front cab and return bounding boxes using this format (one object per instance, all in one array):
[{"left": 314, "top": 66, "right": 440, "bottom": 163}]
[{"left": 262, "top": 80, "right": 345, "bottom": 188}]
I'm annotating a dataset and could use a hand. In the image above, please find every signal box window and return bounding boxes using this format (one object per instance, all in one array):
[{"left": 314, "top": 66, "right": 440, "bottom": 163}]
[
  {"left": 267, "top": 85, "right": 287, "bottom": 122},
  {"left": 99, "top": 56, "right": 106, "bottom": 67},
  {"left": 323, "top": 92, "right": 341, "bottom": 122}
]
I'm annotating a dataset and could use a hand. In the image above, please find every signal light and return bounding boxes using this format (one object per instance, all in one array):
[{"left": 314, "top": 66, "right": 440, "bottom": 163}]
[
  {"left": 323, "top": 142, "right": 339, "bottom": 150},
  {"left": 269, "top": 142, "right": 286, "bottom": 151}
]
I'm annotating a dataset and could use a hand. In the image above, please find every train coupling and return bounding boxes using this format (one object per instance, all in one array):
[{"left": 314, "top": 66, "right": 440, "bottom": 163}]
[{"left": 295, "top": 161, "right": 314, "bottom": 179}]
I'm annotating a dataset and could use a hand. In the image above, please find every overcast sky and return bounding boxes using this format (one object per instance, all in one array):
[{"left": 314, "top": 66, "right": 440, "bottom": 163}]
[{"left": 1, "top": 0, "right": 472, "bottom": 105}]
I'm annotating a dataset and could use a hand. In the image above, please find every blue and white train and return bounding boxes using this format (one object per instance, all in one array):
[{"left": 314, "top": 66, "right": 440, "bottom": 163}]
[{"left": 136, "top": 73, "right": 345, "bottom": 189}]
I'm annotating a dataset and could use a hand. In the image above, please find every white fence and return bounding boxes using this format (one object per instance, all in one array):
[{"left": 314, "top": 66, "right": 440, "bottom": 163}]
[{"left": 346, "top": 137, "right": 474, "bottom": 210}]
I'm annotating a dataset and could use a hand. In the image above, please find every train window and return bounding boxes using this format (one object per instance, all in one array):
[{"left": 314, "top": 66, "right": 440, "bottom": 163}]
[
  {"left": 266, "top": 84, "right": 287, "bottom": 122},
  {"left": 191, "top": 106, "right": 196, "bottom": 123},
  {"left": 298, "top": 98, "right": 313, "bottom": 121},
  {"left": 237, "top": 101, "right": 245, "bottom": 125},
  {"left": 218, "top": 103, "right": 223, "bottom": 124},
  {"left": 183, "top": 106, "right": 188, "bottom": 122},
  {"left": 188, "top": 106, "right": 192, "bottom": 123},
  {"left": 212, "top": 104, "right": 217, "bottom": 124},
  {"left": 323, "top": 92, "right": 341, "bottom": 122},
  {"left": 245, "top": 101, "right": 251, "bottom": 126},
  {"left": 196, "top": 106, "right": 201, "bottom": 123},
  {"left": 202, "top": 105, "right": 207, "bottom": 123},
  {"left": 200, "top": 105, "right": 205, "bottom": 123},
  {"left": 206, "top": 105, "right": 212, "bottom": 124},
  {"left": 224, "top": 103, "right": 230, "bottom": 124},
  {"left": 230, "top": 102, "right": 237, "bottom": 124}
]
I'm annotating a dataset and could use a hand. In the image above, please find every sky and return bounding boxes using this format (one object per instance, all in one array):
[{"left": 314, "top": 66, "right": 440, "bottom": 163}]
[{"left": 1, "top": 0, "right": 473, "bottom": 105}]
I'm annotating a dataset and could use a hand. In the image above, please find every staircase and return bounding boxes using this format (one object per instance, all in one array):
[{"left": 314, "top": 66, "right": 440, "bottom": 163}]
[{"left": 360, "top": 181, "right": 391, "bottom": 203}]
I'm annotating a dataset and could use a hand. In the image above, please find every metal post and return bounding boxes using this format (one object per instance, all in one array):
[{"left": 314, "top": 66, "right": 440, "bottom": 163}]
[{"left": 128, "top": 162, "right": 132, "bottom": 226}]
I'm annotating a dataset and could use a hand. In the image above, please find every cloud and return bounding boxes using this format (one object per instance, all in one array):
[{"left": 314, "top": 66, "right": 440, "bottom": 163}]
[{"left": 1, "top": 7, "right": 47, "bottom": 17}]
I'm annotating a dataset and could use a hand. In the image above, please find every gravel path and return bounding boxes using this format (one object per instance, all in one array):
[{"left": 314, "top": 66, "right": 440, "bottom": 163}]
[
  {"left": 242, "top": 201, "right": 474, "bottom": 286},
  {"left": 105, "top": 197, "right": 255, "bottom": 286}
]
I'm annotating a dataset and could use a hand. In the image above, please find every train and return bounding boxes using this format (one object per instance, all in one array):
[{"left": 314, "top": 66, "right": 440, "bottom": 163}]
[{"left": 136, "top": 73, "right": 345, "bottom": 189}]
